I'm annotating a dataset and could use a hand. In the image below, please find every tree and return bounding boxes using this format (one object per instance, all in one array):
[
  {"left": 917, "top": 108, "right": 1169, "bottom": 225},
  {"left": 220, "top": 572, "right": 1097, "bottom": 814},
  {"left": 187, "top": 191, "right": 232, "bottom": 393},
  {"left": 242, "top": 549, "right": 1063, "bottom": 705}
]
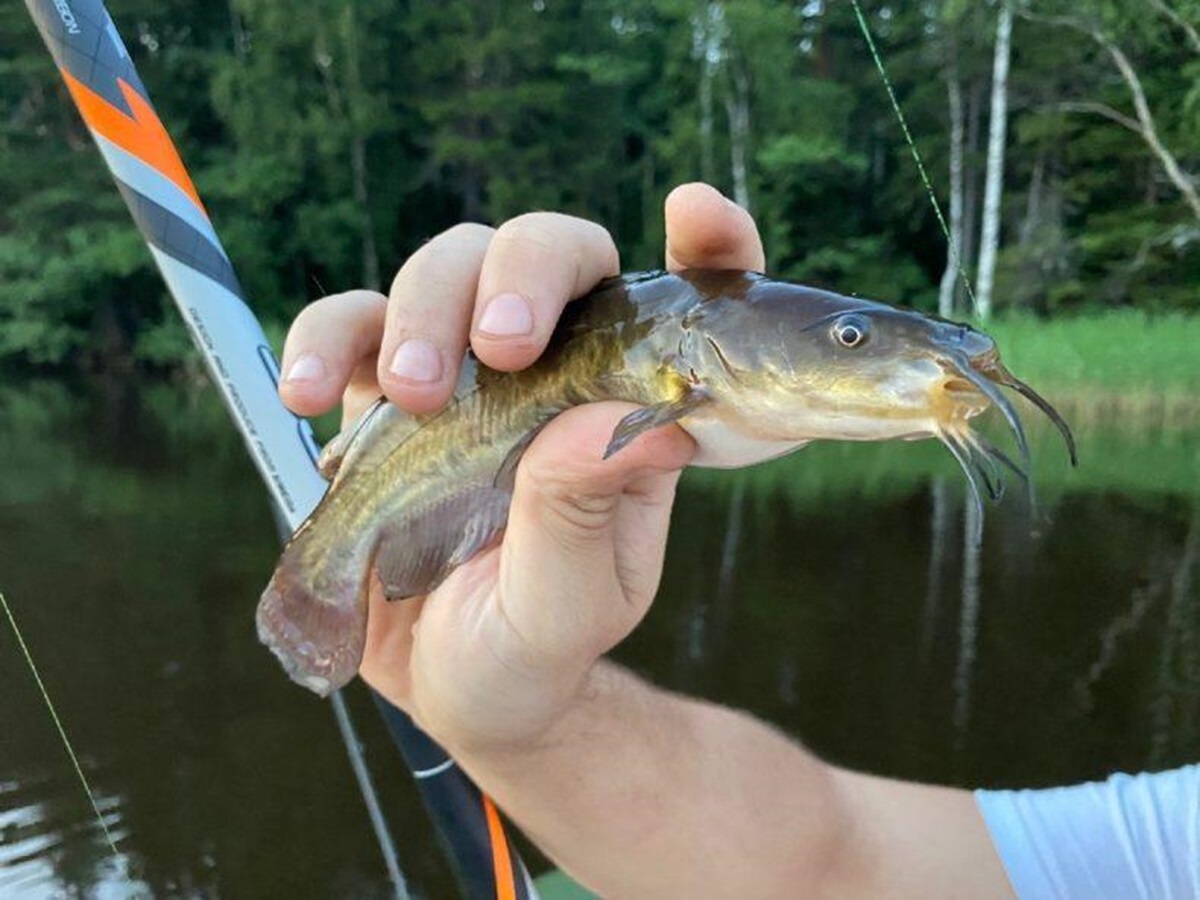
[
  {"left": 937, "top": 34, "right": 966, "bottom": 318},
  {"left": 1029, "top": 3, "right": 1200, "bottom": 221},
  {"left": 975, "top": 0, "right": 1013, "bottom": 320},
  {"left": 7, "top": 0, "right": 1200, "bottom": 374}
]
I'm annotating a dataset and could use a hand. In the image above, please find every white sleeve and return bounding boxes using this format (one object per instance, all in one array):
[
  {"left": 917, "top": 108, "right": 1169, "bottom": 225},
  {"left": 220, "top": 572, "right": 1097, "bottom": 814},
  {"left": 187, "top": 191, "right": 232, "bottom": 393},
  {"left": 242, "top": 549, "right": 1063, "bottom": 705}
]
[{"left": 975, "top": 764, "right": 1200, "bottom": 899}]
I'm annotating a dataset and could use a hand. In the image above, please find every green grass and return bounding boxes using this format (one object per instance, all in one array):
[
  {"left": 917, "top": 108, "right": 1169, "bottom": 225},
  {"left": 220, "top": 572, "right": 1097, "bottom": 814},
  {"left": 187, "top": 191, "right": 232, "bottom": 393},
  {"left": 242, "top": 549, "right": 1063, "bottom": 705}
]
[{"left": 983, "top": 310, "right": 1200, "bottom": 420}]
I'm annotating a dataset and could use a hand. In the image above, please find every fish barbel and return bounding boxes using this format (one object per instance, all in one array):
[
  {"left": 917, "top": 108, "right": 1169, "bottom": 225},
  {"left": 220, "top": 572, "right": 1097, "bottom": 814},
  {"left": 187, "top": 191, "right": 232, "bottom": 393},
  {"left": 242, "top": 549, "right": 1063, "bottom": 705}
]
[{"left": 258, "top": 269, "right": 1076, "bottom": 695}]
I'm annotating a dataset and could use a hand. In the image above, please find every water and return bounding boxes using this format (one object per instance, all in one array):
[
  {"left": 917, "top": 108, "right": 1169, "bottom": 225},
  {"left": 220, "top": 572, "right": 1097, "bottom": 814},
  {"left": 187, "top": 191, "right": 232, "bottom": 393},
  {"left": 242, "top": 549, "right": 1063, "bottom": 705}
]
[{"left": 2, "top": 378, "right": 1198, "bottom": 898}]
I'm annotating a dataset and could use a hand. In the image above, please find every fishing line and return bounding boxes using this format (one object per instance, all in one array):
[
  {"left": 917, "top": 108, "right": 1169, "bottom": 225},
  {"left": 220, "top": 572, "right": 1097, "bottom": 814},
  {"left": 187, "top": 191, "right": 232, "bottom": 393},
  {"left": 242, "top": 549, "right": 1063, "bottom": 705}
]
[
  {"left": 849, "top": 0, "right": 980, "bottom": 314},
  {"left": 0, "top": 590, "right": 121, "bottom": 858}
]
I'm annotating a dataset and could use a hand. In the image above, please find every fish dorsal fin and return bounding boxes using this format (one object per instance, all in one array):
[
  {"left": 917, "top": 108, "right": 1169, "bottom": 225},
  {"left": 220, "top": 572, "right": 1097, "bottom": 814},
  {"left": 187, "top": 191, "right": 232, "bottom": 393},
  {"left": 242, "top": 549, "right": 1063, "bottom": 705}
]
[
  {"left": 328, "top": 355, "right": 488, "bottom": 485},
  {"left": 319, "top": 398, "right": 427, "bottom": 487},
  {"left": 317, "top": 397, "right": 384, "bottom": 480},
  {"left": 374, "top": 487, "right": 512, "bottom": 599}
]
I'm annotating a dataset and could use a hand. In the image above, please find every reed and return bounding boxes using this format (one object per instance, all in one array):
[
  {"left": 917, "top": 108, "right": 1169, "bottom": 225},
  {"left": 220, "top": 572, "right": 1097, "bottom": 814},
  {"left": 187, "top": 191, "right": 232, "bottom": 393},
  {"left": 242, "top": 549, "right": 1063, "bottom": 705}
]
[{"left": 983, "top": 310, "right": 1200, "bottom": 422}]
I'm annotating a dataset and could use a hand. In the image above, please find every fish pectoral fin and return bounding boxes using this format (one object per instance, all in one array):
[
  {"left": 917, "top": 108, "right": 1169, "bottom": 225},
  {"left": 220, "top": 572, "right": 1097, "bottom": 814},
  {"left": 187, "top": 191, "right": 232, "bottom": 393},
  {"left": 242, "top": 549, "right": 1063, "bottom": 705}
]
[
  {"left": 493, "top": 421, "right": 554, "bottom": 493},
  {"left": 374, "top": 487, "right": 512, "bottom": 600},
  {"left": 603, "top": 390, "right": 710, "bottom": 460}
]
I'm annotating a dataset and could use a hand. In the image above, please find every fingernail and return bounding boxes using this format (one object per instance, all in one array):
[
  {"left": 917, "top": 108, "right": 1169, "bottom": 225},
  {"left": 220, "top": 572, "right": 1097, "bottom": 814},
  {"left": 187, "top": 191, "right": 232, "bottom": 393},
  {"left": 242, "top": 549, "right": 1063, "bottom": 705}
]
[
  {"left": 389, "top": 338, "right": 443, "bottom": 383},
  {"left": 284, "top": 352, "right": 326, "bottom": 383},
  {"left": 478, "top": 293, "right": 534, "bottom": 337}
]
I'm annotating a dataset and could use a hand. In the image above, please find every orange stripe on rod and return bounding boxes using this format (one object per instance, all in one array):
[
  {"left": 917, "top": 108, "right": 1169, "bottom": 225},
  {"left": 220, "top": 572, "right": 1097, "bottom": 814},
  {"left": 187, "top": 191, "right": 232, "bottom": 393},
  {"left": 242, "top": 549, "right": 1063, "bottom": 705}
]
[
  {"left": 61, "top": 68, "right": 207, "bottom": 216},
  {"left": 482, "top": 794, "right": 518, "bottom": 900}
]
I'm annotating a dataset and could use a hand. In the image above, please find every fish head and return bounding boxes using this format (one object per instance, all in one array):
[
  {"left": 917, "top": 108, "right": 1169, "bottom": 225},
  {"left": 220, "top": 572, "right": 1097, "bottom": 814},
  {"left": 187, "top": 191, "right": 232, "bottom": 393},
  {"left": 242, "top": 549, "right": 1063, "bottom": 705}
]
[
  {"left": 686, "top": 278, "right": 1076, "bottom": 507},
  {"left": 691, "top": 285, "right": 988, "bottom": 438}
]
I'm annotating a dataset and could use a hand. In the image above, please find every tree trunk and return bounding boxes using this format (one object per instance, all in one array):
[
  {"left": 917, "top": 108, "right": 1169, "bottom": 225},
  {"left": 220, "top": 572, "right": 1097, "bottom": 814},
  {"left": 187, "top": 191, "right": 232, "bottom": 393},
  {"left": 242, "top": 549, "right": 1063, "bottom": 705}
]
[
  {"left": 696, "top": 2, "right": 722, "bottom": 185},
  {"left": 227, "top": 0, "right": 248, "bottom": 60},
  {"left": 1018, "top": 145, "right": 1046, "bottom": 249},
  {"left": 1101, "top": 32, "right": 1200, "bottom": 221},
  {"left": 938, "top": 38, "right": 966, "bottom": 319},
  {"left": 724, "top": 57, "right": 752, "bottom": 212},
  {"left": 642, "top": 149, "right": 655, "bottom": 266},
  {"left": 462, "top": 75, "right": 484, "bottom": 221},
  {"left": 976, "top": 0, "right": 1013, "bottom": 320},
  {"left": 960, "top": 77, "right": 984, "bottom": 305},
  {"left": 341, "top": 2, "right": 380, "bottom": 290},
  {"left": 1026, "top": 10, "right": 1200, "bottom": 223},
  {"left": 349, "top": 133, "right": 380, "bottom": 290},
  {"left": 314, "top": 7, "right": 380, "bottom": 290}
]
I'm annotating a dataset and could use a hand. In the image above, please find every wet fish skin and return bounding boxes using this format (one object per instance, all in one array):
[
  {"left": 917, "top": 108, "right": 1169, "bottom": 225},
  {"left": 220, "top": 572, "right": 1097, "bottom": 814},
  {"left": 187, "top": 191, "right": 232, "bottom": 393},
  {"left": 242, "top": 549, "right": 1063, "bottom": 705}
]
[{"left": 258, "top": 269, "right": 1068, "bottom": 695}]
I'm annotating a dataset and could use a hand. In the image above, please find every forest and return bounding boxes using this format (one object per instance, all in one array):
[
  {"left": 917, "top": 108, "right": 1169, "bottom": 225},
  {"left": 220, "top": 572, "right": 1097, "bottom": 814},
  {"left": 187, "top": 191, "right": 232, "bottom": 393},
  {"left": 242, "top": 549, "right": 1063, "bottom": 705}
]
[{"left": 2, "top": 0, "right": 1199, "bottom": 377}]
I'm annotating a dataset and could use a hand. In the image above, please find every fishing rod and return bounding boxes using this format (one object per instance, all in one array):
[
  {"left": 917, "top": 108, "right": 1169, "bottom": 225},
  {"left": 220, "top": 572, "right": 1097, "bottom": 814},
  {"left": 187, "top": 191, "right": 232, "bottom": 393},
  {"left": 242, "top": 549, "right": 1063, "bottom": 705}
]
[{"left": 23, "top": 2, "right": 535, "bottom": 897}]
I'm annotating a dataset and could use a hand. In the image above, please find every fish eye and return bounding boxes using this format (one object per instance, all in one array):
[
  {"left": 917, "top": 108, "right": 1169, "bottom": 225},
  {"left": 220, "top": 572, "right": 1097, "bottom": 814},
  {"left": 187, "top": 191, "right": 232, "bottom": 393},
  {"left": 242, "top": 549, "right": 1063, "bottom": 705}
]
[{"left": 832, "top": 315, "right": 869, "bottom": 349}]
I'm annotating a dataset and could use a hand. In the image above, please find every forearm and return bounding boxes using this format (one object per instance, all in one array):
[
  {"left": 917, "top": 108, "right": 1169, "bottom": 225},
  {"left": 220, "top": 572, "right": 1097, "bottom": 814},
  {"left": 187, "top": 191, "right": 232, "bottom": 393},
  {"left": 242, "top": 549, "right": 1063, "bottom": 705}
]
[{"left": 441, "top": 661, "right": 854, "bottom": 900}]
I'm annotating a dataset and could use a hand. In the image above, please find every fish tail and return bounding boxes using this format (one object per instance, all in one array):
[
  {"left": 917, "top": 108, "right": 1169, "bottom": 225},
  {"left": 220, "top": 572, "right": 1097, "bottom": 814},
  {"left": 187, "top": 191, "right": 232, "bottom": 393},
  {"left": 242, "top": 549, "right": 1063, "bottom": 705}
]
[{"left": 256, "top": 542, "right": 371, "bottom": 697}]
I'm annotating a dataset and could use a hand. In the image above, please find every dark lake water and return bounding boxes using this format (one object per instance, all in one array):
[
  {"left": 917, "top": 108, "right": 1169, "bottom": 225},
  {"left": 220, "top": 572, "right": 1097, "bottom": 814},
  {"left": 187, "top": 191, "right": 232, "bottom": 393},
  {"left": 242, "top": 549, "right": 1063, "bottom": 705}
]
[{"left": 2, "top": 377, "right": 1198, "bottom": 898}]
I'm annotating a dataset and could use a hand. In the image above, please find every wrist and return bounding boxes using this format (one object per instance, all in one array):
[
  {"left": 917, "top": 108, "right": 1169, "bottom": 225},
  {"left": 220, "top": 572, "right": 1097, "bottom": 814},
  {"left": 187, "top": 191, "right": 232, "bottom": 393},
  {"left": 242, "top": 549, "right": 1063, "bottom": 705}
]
[
  {"left": 413, "top": 650, "right": 605, "bottom": 760},
  {"left": 446, "top": 660, "right": 692, "bottom": 810}
]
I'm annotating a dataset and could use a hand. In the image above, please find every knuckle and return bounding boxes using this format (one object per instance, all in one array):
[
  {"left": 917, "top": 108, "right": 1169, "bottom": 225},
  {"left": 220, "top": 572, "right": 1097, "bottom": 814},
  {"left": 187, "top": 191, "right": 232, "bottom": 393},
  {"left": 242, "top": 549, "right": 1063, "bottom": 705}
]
[
  {"left": 521, "top": 458, "right": 618, "bottom": 540},
  {"left": 394, "top": 224, "right": 495, "bottom": 293},
  {"left": 290, "top": 292, "right": 357, "bottom": 338},
  {"left": 289, "top": 302, "right": 321, "bottom": 338},
  {"left": 443, "top": 222, "right": 495, "bottom": 245},
  {"left": 492, "top": 214, "right": 562, "bottom": 259},
  {"left": 489, "top": 214, "right": 617, "bottom": 303},
  {"left": 543, "top": 491, "right": 618, "bottom": 545}
]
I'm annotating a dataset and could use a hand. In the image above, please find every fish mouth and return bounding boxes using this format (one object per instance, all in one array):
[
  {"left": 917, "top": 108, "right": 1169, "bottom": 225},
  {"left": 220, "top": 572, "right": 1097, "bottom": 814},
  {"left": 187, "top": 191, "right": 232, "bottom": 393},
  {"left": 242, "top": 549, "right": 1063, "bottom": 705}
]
[{"left": 934, "top": 353, "right": 1078, "bottom": 543}]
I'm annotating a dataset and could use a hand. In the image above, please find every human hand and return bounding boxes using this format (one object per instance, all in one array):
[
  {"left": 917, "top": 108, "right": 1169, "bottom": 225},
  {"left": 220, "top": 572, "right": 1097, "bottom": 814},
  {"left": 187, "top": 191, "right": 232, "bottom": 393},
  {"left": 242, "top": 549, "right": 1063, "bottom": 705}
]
[{"left": 277, "top": 183, "right": 765, "bottom": 754}]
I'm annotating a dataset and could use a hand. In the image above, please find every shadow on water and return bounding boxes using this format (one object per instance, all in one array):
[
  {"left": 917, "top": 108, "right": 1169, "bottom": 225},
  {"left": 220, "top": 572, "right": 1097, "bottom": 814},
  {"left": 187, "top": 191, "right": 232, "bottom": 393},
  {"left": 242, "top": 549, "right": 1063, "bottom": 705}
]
[{"left": 2, "top": 376, "right": 1199, "bottom": 897}]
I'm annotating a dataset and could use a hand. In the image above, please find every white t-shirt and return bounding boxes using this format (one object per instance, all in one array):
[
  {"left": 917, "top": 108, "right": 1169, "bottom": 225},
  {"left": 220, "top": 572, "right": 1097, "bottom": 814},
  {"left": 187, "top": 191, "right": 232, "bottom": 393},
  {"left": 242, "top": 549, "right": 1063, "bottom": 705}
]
[{"left": 975, "top": 764, "right": 1200, "bottom": 899}]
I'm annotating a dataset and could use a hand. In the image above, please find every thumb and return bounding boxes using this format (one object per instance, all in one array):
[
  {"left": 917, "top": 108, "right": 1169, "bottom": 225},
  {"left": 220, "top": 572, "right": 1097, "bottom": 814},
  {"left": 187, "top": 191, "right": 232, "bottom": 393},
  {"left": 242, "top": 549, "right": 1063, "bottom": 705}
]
[
  {"left": 495, "top": 402, "right": 695, "bottom": 673},
  {"left": 664, "top": 182, "right": 766, "bottom": 272}
]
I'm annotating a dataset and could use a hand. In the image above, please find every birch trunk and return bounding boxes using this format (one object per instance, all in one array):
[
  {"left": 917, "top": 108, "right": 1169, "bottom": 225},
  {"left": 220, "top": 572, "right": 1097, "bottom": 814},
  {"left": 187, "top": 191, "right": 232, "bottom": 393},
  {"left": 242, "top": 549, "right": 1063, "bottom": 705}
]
[
  {"left": 1098, "top": 31, "right": 1200, "bottom": 221},
  {"left": 976, "top": 0, "right": 1013, "bottom": 320},
  {"left": 725, "top": 58, "right": 752, "bottom": 212},
  {"left": 700, "top": 50, "right": 715, "bottom": 185},
  {"left": 696, "top": 3, "right": 722, "bottom": 185},
  {"left": 1026, "top": 9, "right": 1200, "bottom": 223},
  {"left": 938, "top": 39, "right": 966, "bottom": 319},
  {"left": 960, "top": 78, "right": 984, "bottom": 307}
]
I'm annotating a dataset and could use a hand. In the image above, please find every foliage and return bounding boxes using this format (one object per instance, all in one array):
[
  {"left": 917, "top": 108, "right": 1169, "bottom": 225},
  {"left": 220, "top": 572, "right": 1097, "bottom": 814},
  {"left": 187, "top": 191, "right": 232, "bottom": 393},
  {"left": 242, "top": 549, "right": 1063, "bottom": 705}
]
[{"left": 2, "top": 0, "right": 1198, "bottom": 372}]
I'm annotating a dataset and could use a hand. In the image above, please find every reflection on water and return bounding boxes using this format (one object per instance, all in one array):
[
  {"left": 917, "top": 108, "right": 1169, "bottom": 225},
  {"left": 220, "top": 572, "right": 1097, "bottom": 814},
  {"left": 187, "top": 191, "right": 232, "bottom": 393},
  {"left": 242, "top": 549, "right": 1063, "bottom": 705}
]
[
  {"left": 2, "top": 378, "right": 1199, "bottom": 897},
  {"left": 951, "top": 496, "right": 982, "bottom": 752}
]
